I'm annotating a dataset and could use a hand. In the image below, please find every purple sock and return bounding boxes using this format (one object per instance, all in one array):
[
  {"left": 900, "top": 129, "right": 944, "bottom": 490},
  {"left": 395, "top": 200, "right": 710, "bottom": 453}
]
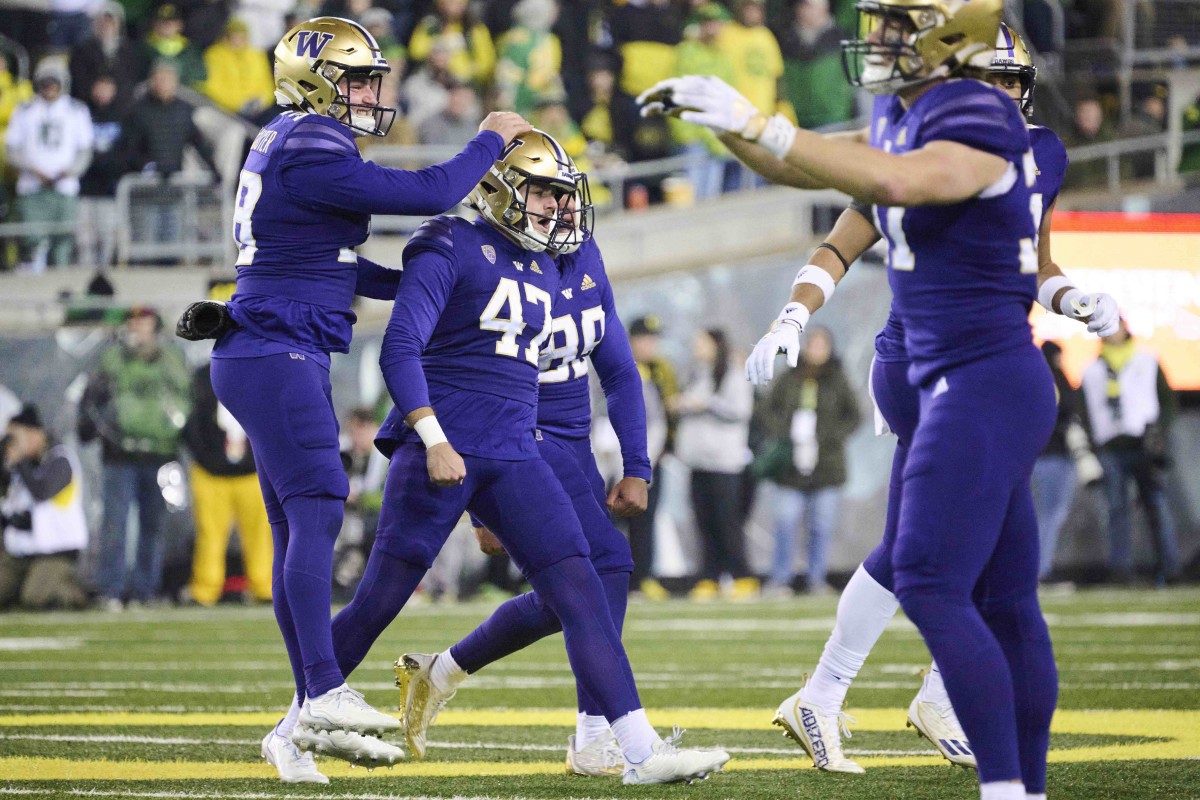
[
  {"left": 526, "top": 557, "right": 640, "bottom": 722},
  {"left": 450, "top": 570, "right": 630, "bottom": 686},
  {"left": 578, "top": 571, "right": 629, "bottom": 716},
  {"left": 269, "top": 518, "right": 306, "bottom": 702},
  {"left": 331, "top": 545, "right": 426, "bottom": 679},
  {"left": 280, "top": 494, "right": 345, "bottom": 698},
  {"left": 983, "top": 593, "right": 1057, "bottom": 794},
  {"left": 899, "top": 590, "right": 1022, "bottom": 784}
]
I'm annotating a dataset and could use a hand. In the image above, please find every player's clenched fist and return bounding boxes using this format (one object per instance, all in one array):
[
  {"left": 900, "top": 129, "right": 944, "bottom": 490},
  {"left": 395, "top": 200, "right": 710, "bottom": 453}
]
[
  {"left": 426, "top": 442, "right": 467, "bottom": 486},
  {"left": 479, "top": 112, "right": 533, "bottom": 146},
  {"left": 606, "top": 477, "right": 649, "bottom": 517}
]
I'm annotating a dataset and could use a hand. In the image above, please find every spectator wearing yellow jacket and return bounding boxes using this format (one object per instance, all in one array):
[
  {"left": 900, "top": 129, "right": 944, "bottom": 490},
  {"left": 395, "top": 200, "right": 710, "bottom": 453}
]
[
  {"left": 408, "top": 0, "right": 496, "bottom": 89},
  {"left": 199, "top": 19, "right": 274, "bottom": 119}
]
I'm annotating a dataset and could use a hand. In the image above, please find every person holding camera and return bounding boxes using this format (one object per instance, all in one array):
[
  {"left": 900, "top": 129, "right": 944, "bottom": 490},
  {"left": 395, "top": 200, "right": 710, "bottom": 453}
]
[
  {"left": 0, "top": 405, "right": 89, "bottom": 610},
  {"left": 1080, "top": 318, "right": 1180, "bottom": 585}
]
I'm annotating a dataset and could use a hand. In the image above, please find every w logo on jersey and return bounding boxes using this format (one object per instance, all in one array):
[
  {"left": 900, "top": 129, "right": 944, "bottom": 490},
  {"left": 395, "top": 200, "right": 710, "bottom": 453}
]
[{"left": 295, "top": 31, "right": 335, "bottom": 59}]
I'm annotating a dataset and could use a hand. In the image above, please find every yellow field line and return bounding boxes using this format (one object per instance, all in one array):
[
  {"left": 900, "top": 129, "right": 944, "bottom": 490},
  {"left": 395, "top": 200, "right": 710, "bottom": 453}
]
[
  {"left": 0, "top": 708, "right": 1196, "bottom": 781},
  {"left": 0, "top": 707, "right": 1195, "bottom": 734}
]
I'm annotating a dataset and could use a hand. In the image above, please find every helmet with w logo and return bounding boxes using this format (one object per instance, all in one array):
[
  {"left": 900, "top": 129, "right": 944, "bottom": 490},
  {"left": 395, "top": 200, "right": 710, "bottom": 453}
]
[
  {"left": 274, "top": 16, "right": 395, "bottom": 137},
  {"left": 468, "top": 130, "right": 580, "bottom": 253},
  {"left": 841, "top": 0, "right": 1002, "bottom": 95}
]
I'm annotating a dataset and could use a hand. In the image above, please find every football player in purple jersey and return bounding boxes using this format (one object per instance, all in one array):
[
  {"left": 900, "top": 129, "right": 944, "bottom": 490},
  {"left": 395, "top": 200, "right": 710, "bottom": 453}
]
[
  {"left": 176, "top": 15, "right": 530, "bottom": 782},
  {"left": 640, "top": 4, "right": 1095, "bottom": 798},
  {"left": 392, "top": 172, "right": 654, "bottom": 778},
  {"left": 325, "top": 132, "right": 730, "bottom": 785},
  {"left": 703, "top": 24, "right": 1116, "bottom": 777}
]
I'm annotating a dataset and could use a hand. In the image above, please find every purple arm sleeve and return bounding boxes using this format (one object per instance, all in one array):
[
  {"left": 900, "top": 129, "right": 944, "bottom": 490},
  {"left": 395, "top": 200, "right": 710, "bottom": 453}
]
[
  {"left": 379, "top": 242, "right": 458, "bottom": 418},
  {"left": 281, "top": 130, "right": 504, "bottom": 216},
  {"left": 355, "top": 255, "right": 403, "bottom": 300},
  {"left": 589, "top": 279, "right": 652, "bottom": 482}
]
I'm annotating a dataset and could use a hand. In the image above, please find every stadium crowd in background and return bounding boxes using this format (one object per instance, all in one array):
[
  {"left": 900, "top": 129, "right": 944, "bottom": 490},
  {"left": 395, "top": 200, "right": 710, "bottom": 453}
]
[
  {"left": 0, "top": 1, "right": 1193, "bottom": 612},
  {"left": 3, "top": 0, "right": 1200, "bottom": 270},
  {"left": 0, "top": 308, "right": 1187, "bottom": 613}
]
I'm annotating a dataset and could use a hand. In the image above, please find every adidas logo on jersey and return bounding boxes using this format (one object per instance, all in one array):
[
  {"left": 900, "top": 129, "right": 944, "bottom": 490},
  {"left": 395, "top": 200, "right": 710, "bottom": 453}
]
[
  {"left": 580, "top": 274, "right": 596, "bottom": 291},
  {"left": 530, "top": 262, "right": 542, "bottom": 274}
]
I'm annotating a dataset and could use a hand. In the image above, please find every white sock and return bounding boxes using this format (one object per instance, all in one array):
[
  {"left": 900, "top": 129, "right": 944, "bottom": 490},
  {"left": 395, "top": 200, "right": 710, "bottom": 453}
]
[
  {"left": 610, "top": 708, "right": 659, "bottom": 764},
  {"left": 277, "top": 694, "right": 302, "bottom": 737},
  {"left": 919, "top": 661, "right": 951, "bottom": 706},
  {"left": 431, "top": 649, "right": 468, "bottom": 695},
  {"left": 980, "top": 781, "right": 1026, "bottom": 800},
  {"left": 310, "top": 682, "right": 347, "bottom": 701},
  {"left": 800, "top": 564, "right": 899, "bottom": 711},
  {"left": 1027, "top": 794, "right": 1047, "bottom": 800},
  {"left": 575, "top": 712, "right": 610, "bottom": 750}
]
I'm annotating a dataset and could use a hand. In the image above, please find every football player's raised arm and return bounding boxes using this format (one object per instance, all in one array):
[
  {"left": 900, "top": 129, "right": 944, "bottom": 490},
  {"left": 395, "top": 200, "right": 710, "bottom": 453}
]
[
  {"left": 354, "top": 255, "right": 403, "bottom": 300},
  {"left": 1034, "top": 201, "right": 1121, "bottom": 335},
  {"left": 280, "top": 127, "right": 504, "bottom": 217},
  {"left": 719, "top": 127, "right": 869, "bottom": 190},
  {"left": 745, "top": 204, "right": 880, "bottom": 385},
  {"left": 775, "top": 133, "right": 1009, "bottom": 207}
]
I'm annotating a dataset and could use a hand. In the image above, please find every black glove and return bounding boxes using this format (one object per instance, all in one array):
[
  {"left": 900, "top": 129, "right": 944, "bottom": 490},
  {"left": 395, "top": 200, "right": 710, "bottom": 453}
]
[{"left": 176, "top": 300, "right": 236, "bottom": 341}]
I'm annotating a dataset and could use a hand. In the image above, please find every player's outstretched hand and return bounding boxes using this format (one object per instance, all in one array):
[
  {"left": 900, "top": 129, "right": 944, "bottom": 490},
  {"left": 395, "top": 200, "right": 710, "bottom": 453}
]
[
  {"left": 479, "top": 112, "right": 533, "bottom": 146},
  {"left": 607, "top": 477, "right": 649, "bottom": 517},
  {"left": 1070, "top": 292, "right": 1120, "bottom": 337},
  {"left": 746, "top": 321, "right": 802, "bottom": 386},
  {"left": 426, "top": 442, "right": 466, "bottom": 487},
  {"left": 637, "top": 75, "right": 757, "bottom": 137},
  {"left": 473, "top": 525, "right": 506, "bottom": 556},
  {"left": 176, "top": 300, "right": 236, "bottom": 341}
]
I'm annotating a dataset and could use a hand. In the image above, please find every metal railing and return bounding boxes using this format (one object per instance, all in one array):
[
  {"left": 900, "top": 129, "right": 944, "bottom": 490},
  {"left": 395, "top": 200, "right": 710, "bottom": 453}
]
[
  {"left": 113, "top": 173, "right": 232, "bottom": 266},
  {"left": 1, "top": 126, "right": 1197, "bottom": 271}
]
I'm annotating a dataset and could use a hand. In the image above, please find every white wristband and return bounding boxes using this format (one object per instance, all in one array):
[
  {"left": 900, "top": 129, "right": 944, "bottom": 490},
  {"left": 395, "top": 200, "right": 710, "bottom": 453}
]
[
  {"left": 1037, "top": 275, "right": 1075, "bottom": 314},
  {"left": 413, "top": 415, "right": 448, "bottom": 448},
  {"left": 756, "top": 114, "right": 798, "bottom": 160},
  {"left": 793, "top": 265, "right": 837, "bottom": 304},
  {"left": 776, "top": 301, "right": 811, "bottom": 332}
]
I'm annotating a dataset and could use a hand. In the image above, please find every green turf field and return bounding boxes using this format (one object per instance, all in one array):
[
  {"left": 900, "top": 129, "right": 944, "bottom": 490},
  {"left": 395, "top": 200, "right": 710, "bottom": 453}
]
[{"left": 1, "top": 586, "right": 1198, "bottom": 799}]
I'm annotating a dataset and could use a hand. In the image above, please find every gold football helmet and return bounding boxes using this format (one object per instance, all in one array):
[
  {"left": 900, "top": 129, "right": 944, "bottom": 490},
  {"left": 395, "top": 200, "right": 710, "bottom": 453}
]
[
  {"left": 548, "top": 159, "right": 595, "bottom": 256},
  {"left": 468, "top": 130, "right": 579, "bottom": 253},
  {"left": 274, "top": 16, "right": 395, "bottom": 137},
  {"left": 841, "top": 0, "right": 1002, "bottom": 95},
  {"left": 983, "top": 22, "right": 1037, "bottom": 116}
]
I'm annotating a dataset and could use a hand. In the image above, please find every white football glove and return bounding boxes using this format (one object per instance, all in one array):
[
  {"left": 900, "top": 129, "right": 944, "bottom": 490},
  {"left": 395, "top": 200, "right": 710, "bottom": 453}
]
[
  {"left": 1066, "top": 291, "right": 1120, "bottom": 336},
  {"left": 745, "top": 303, "right": 809, "bottom": 386},
  {"left": 637, "top": 75, "right": 758, "bottom": 137}
]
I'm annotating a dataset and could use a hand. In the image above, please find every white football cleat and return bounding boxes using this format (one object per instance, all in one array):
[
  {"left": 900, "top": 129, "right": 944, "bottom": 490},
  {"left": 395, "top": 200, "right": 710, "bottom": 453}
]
[
  {"left": 261, "top": 726, "right": 328, "bottom": 784},
  {"left": 907, "top": 692, "right": 977, "bottom": 768},
  {"left": 565, "top": 732, "right": 624, "bottom": 777},
  {"left": 396, "top": 653, "right": 456, "bottom": 759},
  {"left": 621, "top": 727, "right": 730, "bottom": 785},
  {"left": 772, "top": 687, "right": 864, "bottom": 773},
  {"left": 291, "top": 726, "right": 405, "bottom": 767},
  {"left": 299, "top": 684, "right": 401, "bottom": 735}
]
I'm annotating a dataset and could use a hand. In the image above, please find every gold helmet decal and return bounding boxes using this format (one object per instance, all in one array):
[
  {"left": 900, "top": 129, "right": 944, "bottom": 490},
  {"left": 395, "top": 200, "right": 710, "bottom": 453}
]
[
  {"left": 274, "top": 16, "right": 396, "bottom": 137},
  {"left": 841, "top": 0, "right": 1003, "bottom": 95},
  {"left": 468, "top": 130, "right": 579, "bottom": 253}
]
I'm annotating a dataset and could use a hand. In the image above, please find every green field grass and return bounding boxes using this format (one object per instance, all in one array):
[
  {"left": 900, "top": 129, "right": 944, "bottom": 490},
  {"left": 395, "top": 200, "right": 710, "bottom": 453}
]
[{"left": 1, "top": 586, "right": 1198, "bottom": 799}]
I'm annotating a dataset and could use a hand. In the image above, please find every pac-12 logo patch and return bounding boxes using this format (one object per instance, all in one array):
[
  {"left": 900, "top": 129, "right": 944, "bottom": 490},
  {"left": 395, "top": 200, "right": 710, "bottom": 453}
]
[
  {"left": 481, "top": 244, "right": 496, "bottom": 264},
  {"left": 295, "top": 31, "right": 335, "bottom": 59}
]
